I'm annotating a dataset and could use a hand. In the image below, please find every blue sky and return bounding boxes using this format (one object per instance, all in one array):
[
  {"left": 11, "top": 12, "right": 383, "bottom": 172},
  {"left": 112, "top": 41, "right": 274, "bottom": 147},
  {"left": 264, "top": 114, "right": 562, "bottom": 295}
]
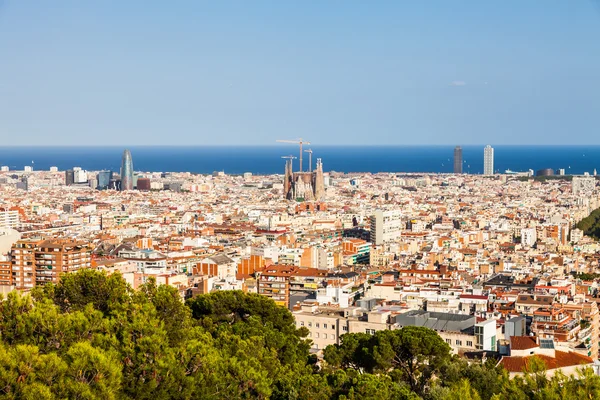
[{"left": 1, "top": 0, "right": 599, "bottom": 145}]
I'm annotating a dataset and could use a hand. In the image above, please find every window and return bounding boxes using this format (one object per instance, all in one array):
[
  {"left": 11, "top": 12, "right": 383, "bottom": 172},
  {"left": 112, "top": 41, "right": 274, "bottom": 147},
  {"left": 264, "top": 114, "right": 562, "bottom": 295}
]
[
  {"left": 331, "top": 334, "right": 336, "bottom": 340},
  {"left": 366, "top": 329, "right": 376, "bottom": 335},
  {"left": 300, "top": 321, "right": 305, "bottom": 326},
  {"left": 316, "top": 323, "right": 320, "bottom": 328},
  {"left": 308, "top": 322, "right": 312, "bottom": 327},
  {"left": 467, "top": 341, "right": 473, "bottom": 347},
  {"left": 455, "top": 340, "right": 462, "bottom": 346},
  {"left": 323, "top": 333, "right": 327, "bottom": 339},
  {"left": 315, "top": 333, "right": 319, "bottom": 338},
  {"left": 324, "top": 323, "right": 328, "bottom": 329},
  {"left": 343, "top": 326, "right": 348, "bottom": 332},
  {"left": 446, "top": 339, "right": 451, "bottom": 344},
  {"left": 332, "top": 325, "right": 336, "bottom": 330}
]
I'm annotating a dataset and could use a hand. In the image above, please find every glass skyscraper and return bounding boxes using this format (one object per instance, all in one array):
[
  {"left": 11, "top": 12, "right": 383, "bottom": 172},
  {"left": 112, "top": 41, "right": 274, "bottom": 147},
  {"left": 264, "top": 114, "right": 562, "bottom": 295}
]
[
  {"left": 97, "top": 170, "right": 113, "bottom": 190},
  {"left": 121, "top": 149, "right": 134, "bottom": 191}
]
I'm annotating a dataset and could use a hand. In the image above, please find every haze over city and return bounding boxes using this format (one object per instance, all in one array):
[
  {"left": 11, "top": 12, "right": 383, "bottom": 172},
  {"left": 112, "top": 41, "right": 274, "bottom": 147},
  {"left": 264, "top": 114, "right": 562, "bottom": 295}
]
[{"left": 1, "top": 0, "right": 600, "bottom": 146}]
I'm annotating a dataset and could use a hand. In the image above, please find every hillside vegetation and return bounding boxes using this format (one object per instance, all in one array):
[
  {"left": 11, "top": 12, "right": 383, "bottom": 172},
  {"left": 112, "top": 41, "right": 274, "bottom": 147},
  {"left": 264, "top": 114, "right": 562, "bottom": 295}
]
[
  {"left": 0, "top": 269, "right": 597, "bottom": 399},
  {"left": 576, "top": 207, "right": 600, "bottom": 240}
]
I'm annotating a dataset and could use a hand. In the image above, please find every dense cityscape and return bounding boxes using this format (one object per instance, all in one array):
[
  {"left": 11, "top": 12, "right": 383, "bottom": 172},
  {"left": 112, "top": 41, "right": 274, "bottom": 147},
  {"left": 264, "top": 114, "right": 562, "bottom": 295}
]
[{"left": 1, "top": 143, "right": 600, "bottom": 398}]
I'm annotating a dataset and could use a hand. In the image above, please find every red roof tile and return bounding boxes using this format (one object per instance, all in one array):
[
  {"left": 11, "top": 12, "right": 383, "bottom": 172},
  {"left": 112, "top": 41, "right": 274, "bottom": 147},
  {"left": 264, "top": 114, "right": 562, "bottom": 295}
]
[{"left": 499, "top": 350, "right": 593, "bottom": 373}]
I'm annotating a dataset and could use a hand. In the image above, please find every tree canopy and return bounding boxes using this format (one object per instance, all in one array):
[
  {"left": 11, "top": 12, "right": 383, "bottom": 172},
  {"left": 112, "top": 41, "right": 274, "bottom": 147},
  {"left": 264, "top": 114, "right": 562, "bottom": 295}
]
[{"left": 0, "top": 269, "right": 598, "bottom": 399}]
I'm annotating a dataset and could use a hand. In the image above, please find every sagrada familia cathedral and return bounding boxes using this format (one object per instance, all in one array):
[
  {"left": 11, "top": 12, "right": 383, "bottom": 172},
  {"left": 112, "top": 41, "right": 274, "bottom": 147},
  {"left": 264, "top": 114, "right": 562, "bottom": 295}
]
[{"left": 283, "top": 158, "right": 325, "bottom": 201}]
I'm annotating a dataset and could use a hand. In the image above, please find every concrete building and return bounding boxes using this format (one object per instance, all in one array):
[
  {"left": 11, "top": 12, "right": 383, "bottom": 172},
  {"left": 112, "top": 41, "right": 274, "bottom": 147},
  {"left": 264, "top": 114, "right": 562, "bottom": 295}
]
[
  {"left": 370, "top": 210, "right": 402, "bottom": 246},
  {"left": 395, "top": 310, "right": 498, "bottom": 354},
  {"left": 73, "top": 168, "right": 88, "bottom": 184},
  {"left": 454, "top": 146, "right": 463, "bottom": 174},
  {"left": 0, "top": 211, "right": 19, "bottom": 230},
  {"left": 483, "top": 145, "right": 494, "bottom": 175},
  {"left": 10, "top": 238, "right": 91, "bottom": 289},
  {"left": 521, "top": 228, "right": 537, "bottom": 247}
]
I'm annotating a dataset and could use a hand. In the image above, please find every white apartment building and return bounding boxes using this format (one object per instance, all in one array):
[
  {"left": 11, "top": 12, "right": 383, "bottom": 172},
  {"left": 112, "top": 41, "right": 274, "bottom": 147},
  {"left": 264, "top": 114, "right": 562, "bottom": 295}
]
[
  {"left": 0, "top": 211, "right": 20, "bottom": 230},
  {"left": 370, "top": 210, "right": 402, "bottom": 246},
  {"left": 521, "top": 228, "right": 537, "bottom": 247},
  {"left": 484, "top": 145, "right": 494, "bottom": 175}
]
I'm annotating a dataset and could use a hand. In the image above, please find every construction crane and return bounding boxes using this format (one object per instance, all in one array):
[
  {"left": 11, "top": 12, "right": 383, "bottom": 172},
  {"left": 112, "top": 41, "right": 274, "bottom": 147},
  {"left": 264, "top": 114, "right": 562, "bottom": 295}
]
[
  {"left": 304, "top": 149, "right": 313, "bottom": 172},
  {"left": 276, "top": 138, "right": 311, "bottom": 172},
  {"left": 281, "top": 155, "right": 296, "bottom": 171}
]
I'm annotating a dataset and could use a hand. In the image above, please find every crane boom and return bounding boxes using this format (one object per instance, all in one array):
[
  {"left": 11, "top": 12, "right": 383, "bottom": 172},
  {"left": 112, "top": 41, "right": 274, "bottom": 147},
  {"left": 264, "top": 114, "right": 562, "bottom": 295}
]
[{"left": 276, "top": 138, "right": 311, "bottom": 172}]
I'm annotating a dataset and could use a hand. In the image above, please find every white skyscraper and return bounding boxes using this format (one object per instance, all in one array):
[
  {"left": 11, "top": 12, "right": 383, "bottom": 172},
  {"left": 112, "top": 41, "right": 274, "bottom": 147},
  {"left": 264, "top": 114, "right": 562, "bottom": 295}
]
[{"left": 483, "top": 145, "right": 494, "bottom": 175}]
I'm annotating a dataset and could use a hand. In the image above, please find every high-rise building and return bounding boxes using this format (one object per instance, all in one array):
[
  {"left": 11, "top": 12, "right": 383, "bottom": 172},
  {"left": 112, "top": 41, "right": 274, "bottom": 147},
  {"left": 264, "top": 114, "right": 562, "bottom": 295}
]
[
  {"left": 120, "top": 149, "right": 134, "bottom": 191},
  {"left": 97, "top": 170, "right": 113, "bottom": 190},
  {"left": 453, "top": 146, "right": 463, "bottom": 174},
  {"left": 65, "top": 170, "right": 75, "bottom": 186},
  {"left": 483, "top": 145, "right": 494, "bottom": 175}
]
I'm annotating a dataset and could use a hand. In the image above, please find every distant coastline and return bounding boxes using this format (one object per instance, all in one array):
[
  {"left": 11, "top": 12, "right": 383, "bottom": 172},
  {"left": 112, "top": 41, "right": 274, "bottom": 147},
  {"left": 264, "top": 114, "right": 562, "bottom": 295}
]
[{"left": 0, "top": 145, "right": 598, "bottom": 176}]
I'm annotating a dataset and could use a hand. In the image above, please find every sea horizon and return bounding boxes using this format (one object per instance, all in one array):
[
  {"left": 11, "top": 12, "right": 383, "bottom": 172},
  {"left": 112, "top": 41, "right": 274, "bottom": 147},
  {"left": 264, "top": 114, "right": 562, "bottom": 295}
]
[{"left": 0, "top": 145, "right": 598, "bottom": 175}]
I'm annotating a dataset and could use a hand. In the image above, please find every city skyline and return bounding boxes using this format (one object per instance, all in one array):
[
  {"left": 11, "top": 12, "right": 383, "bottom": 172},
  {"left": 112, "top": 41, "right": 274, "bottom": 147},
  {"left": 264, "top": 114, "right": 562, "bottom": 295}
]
[{"left": 1, "top": 1, "right": 600, "bottom": 146}]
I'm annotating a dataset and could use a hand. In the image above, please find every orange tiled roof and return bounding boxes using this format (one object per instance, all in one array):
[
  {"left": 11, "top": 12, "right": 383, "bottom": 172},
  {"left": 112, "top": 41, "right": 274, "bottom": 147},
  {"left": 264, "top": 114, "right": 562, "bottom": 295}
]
[
  {"left": 499, "top": 350, "right": 593, "bottom": 373},
  {"left": 510, "top": 336, "right": 538, "bottom": 351}
]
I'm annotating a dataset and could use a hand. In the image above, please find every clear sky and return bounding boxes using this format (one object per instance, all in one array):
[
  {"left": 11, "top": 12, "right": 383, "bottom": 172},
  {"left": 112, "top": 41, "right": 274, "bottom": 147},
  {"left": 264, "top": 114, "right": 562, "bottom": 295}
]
[{"left": 1, "top": 0, "right": 599, "bottom": 146}]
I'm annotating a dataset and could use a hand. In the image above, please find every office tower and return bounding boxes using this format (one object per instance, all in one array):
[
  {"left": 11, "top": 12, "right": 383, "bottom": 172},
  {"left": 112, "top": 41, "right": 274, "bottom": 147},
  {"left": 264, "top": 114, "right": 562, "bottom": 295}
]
[
  {"left": 65, "top": 170, "right": 75, "bottom": 186},
  {"left": 120, "top": 149, "right": 134, "bottom": 191},
  {"left": 369, "top": 210, "right": 402, "bottom": 246},
  {"left": 97, "top": 170, "right": 113, "bottom": 190},
  {"left": 483, "top": 145, "right": 494, "bottom": 175},
  {"left": 453, "top": 146, "right": 463, "bottom": 174}
]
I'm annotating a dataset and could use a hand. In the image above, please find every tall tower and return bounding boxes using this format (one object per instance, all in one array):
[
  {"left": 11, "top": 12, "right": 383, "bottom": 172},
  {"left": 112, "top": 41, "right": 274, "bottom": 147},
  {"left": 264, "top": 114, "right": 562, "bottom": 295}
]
[
  {"left": 483, "top": 145, "right": 494, "bottom": 175},
  {"left": 314, "top": 158, "right": 325, "bottom": 200},
  {"left": 283, "top": 159, "right": 293, "bottom": 200},
  {"left": 120, "top": 149, "right": 134, "bottom": 191},
  {"left": 453, "top": 146, "right": 463, "bottom": 174}
]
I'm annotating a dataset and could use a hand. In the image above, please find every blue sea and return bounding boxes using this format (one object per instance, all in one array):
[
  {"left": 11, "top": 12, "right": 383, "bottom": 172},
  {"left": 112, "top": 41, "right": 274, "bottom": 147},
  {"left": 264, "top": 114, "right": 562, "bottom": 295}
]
[{"left": 0, "top": 146, "right": 598, "bottom": 175}]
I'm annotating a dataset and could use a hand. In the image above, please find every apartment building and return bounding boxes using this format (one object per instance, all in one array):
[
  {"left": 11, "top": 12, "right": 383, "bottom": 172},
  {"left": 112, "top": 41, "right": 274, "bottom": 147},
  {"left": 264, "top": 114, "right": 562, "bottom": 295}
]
[
  {"left": 11, "top": 238, "right": 91, "bottom": 289},
  {"left": 0, "top": 210, "right": 20, "bottom": 230},
  {"left": 370, "top": 210, "right": 402, "bottom": 246}
]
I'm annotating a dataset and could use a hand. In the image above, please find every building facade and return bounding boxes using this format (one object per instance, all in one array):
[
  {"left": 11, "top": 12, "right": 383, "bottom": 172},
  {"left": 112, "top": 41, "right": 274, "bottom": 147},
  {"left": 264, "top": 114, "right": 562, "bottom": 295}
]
[
  {"left": 484, "top": 145, "right": 494, "bottom": 175},
  {"left": 121, "top": 149, "right": 134, "bottom": 191},
  {"left": 370, "top": 210, "right": 402, "bottom": 246},
  {"left": 283, "top": 158, "right": 325, "bottom": 201},
  {"left": 454, "top": 146, "right": 463, "bottom": 174}
]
